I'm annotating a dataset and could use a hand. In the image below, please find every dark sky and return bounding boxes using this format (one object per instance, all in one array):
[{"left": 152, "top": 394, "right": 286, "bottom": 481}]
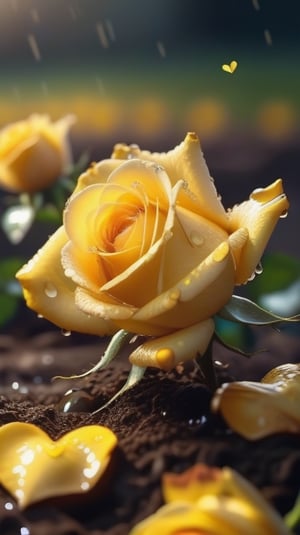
[{"left": 0, "top": 0, "right": 299, "bottom": 64}]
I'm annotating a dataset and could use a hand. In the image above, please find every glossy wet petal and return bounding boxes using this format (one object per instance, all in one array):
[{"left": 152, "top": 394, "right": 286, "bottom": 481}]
[
  {"left": 112, "top": 132, "right": 228, "bottom": 228},
  {"left": 228, "top": 179, "right": 289, "bottom": 284},
  {"left": 212, "top": 363, "right": 300, "bottom": 439},
  {"left": 0, "top": 422, "right": 117, "bottom": 509},
  {"left": 16, "top": 226, "right": 115, "bottom": 336},
  {"left": 128, "top": 320, "right": 214, "bottom": 370}
]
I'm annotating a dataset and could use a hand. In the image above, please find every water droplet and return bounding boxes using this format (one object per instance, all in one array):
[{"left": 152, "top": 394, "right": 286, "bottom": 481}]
[
  {"left": 255, "top": 262, "right": 263, "bottom": 275},
  {"left": 44, "top": 282, "right": 57, "bottom": 298},
  {"left": 64, "top": 268, "right": 75, "bottom": 278},
  {"left": 11, "top": 381, "right": 19, "bottom": 390},
  {"left": 56, "top": 389, "right": 94, "bottom": 413},
  {"left": 190, "top": 231, "right": 204, "bottom": 247},
  {"left": 280, "top": 209, "right": 288, "bottom": 219},
  {"left": 4, "top": 502, "right": 14, "bottom": 510},
  {"left": 61, "top": 329, "right": 71, "bottom": 337}
]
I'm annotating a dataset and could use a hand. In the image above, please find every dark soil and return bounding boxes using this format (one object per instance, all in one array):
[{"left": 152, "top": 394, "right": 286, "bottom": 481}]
[{"left": 0, "top": 318, "right": 299, "bottom": 535}]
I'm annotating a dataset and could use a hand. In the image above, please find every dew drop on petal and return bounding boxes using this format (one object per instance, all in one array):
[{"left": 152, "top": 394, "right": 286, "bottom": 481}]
[
  {"left": 44, "top": 282, "right": 58, "bottom": 298},
  {"left": 61, "top": 329, "right": 71, "bottom": 337},
  {"left": 280, "top": 209, "right": 288, "bottom": 219},
  {"left": 190, "top": 231, "right": 204, "bottom": 247},
  {"left": 255, "top": 262, "right": 263, "bottom": 275}
]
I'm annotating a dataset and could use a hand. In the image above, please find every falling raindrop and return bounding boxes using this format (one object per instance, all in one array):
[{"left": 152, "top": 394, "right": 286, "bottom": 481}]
[
  {"left": 27, "top": 33, "right": 42, "bottom": 61},
  {"left": 96, "top": 22, "right": 109, "bottom": 48},
  {"left": 156, "top": 40, "right": 166, "bottom": 58},
  {"left": 264, "top": 29, "right": 273, "bottom": 46}
]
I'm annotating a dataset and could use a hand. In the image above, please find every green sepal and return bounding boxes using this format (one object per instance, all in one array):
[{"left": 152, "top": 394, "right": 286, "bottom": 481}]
[
  {"left": 94, "top": 364, "right": 146, "bottom": 412},
  {"left": 218, "top": 295, "right": 300, "bottom": 326}
]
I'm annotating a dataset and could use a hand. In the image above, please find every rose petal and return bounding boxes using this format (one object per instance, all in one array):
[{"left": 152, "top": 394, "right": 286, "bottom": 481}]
[
  {"left": 0, "top": 114, "right": 75, "bottom": 192},
  {"left": 228, "top": 179, "right": 289, "bottom": 284},
  {"left": 111, "top": 132, "right": 228, "bottom": 229},
  {"left": 97, "top": 179, "right": 182, "bottom": 307},
  {"left": 16, "top": 227, "right": 115, "bottom": 336},
  {"left": 116, "top": 239, "right": 235, "bottom": 334},
  {"left": 73, "top": 159, "right": 124, "bottom": 194},
  {"left": 75, "top": 286, "right": 137, "bottom": 321},
  {"left": 128, "top": 320, "right": 214, "bottom": 370},
  {"left": 212, "top": 363, "right": 300, "bottom": 439},
  {"left": 0, "top": 422, "right": 117, "bottom": 509}
]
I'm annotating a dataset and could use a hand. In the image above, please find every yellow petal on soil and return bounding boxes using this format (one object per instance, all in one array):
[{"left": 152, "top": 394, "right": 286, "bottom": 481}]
[
  {"left": 228, "top": 179, "right": 289, "bottom": 284},
  {"left": 130, "top": 464, "right": 290, "bottom": 535},
  {"left": 112, "top": 133, "right": 228, "bottom": 229},
  {"left": 0, "top": 422, "right": 117, "bottom": 509},
  {"left": 130, "top": 496, "right": 286, "bottom": 535},
  {"left": 163, "top": 464, "right": 223, "bottom": 504},
  {"left": 212, "top": 363, "right": 300, "bottom": 440},
  {"left": 16, "top": 226, "right": 115, "bottom": 336},
  {"left": 128, "top": 320, "right": 214, "bottom": 370}
]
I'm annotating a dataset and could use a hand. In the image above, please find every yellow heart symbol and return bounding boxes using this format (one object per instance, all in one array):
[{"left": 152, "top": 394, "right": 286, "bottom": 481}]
[
  {"left": 222, "top": 60, "right": 238, "bottom": 74},
  {"left": 0, "top": 422, "right": 117, "bottom": 509}
]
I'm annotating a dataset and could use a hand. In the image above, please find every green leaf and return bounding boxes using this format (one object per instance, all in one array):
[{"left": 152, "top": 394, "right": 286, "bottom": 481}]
[
  {"left": 0, "top": 257, "right": 25, "bottom": 281},
  {"left": 284, "top": 490, "right": 300, "bottom": 531},
  {"left": 0, "top": 293, "right": 19, "bottom": 326},
  {"left": 218, "top": 295, "right": 300, "bottom": 325},
  {"left": 246, "top": 253, "right": 300, "bottom": 301}
]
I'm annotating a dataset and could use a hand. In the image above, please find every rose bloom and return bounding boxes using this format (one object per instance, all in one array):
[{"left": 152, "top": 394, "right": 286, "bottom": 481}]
[
  {"left": 0, "top": 114, "right": 75, "bottom": 193},
  {"left": 16, "top": 133, "right": 288, "bottom": 370},
  {"left": 129, "top": 464, "right": 290, "bottom": 535}
]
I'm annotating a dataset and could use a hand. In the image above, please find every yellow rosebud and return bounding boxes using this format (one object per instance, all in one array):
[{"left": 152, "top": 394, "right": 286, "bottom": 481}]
[
  {"left": 212, "top": 363, "right": 300, "bottom": 439},
  {"left": 0, "top": 422, "right": 117, "bottom": 509},
  {"left": 16, "top": 133, "right": 289, "bottom": 370},
  {"left": 0, "top": 114, "right": 75, "bottom": 192},
  {"left": 130, "top": 464, "right": 290, "bottom": 535}
]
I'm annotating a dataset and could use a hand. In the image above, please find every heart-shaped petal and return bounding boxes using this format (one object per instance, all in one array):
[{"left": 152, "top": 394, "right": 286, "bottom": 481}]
[
  {"left": 222, "top": 60, "right": 238, "bottom": 74},
  {"left": 0, "top": 422, "right": 117, "bottom": 509}
]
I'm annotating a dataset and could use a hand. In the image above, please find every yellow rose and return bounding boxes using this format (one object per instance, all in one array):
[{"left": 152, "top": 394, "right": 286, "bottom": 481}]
[
  {"left": 16, "top": 133, "right": 288, "bottom": 369},
  {"left": 129, "top": 464, "right": 291, "bottom": 535},
  {"left": 0, "top": 114, "right": 75, "bottom": 193}
]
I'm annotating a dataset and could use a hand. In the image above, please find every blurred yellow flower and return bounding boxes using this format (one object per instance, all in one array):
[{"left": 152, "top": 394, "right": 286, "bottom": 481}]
[
  {"left": 17, "top": 133, "right": 288, "bottom": 370},
  {"left": 130, "top": 464, "right": 290, "bottom": 534},
  {"left": 212, "top": 363, "right": 300, "bottom": 440},
  {"left": 0, "top": 114, "right": 75, "bottom": 193}
]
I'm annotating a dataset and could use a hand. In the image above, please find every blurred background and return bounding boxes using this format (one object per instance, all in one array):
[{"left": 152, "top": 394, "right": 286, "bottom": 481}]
[
  {"left": 0, "top": 0, "right": 299, "bottom": 328},
  {"left": 1, "top": 0, "right": 299, "bottom": 149}
]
